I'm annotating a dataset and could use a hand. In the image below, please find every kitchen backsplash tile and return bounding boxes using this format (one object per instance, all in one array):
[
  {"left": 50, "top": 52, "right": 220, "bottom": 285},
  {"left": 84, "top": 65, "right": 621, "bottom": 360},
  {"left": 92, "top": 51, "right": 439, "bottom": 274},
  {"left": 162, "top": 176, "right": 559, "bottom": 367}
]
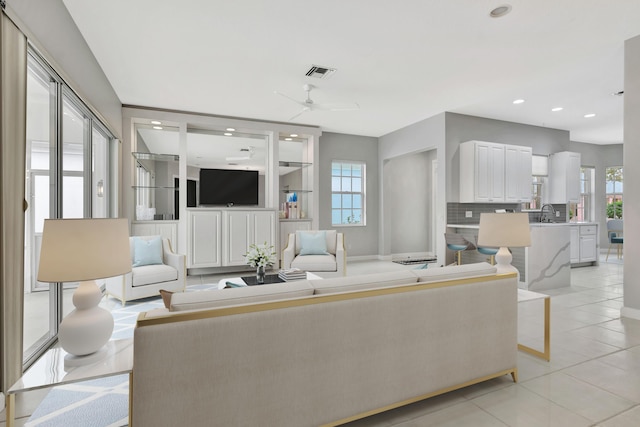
[{"left": 447, "top": 203, "right": 567, "bottom": 224}]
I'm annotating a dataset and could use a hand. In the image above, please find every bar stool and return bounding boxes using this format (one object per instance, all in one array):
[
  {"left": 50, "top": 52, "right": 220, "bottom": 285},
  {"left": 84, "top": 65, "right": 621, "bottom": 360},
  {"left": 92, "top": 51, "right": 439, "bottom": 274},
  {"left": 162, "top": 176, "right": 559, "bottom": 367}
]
[
  {"left": 445, "top": 233, "right": 476, "bottom": 265},
  {"left": 477, "top": 246, "right": 498, "bottom": 265}
]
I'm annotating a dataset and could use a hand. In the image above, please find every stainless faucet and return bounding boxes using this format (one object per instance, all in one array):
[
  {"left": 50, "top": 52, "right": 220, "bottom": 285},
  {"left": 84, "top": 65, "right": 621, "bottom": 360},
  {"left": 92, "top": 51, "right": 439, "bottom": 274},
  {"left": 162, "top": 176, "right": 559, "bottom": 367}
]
[{"left": 539, "top": 204, "right": 556, "bottom": 223}]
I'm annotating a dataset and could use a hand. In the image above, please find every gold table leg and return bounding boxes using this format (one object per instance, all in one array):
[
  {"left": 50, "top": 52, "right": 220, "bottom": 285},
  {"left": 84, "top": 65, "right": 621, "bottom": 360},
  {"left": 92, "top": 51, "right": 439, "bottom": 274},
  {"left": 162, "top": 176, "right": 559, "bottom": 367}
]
[
  {"left": 518, "top": 296, "right": 550, "bottom": 361},
  {"left": 6, "top": 393, "right": 15, "bottom": 427}
]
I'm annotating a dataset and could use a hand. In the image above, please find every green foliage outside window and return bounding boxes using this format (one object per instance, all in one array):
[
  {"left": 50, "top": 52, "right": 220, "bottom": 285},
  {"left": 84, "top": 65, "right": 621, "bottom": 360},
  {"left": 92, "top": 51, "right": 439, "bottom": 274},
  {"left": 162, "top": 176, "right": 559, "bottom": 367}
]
[{"left": 607, "top": 201, "right": 623, "bottom": 219}]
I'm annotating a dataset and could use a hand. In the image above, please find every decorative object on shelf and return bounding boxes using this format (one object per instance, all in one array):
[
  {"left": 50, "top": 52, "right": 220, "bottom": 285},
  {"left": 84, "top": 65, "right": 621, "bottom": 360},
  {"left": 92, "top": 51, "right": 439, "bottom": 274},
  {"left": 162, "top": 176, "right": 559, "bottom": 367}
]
[
  {"left": 477, "top": 213, "right": 531, "bottom": 278},
  {"left": 286, "top": 192, "right": 299, "bottom": 219},
  {"left": 37, "top": 218, "right": 131, "bottom": 364},
  {"left": 244, "top": 242, "right": 276, "bottom": 284}
]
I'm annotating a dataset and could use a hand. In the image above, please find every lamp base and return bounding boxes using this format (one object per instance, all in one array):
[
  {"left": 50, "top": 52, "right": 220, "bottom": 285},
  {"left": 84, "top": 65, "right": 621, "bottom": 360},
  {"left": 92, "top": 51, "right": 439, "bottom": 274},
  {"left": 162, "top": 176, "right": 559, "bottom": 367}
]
[
  {"left": 58, "top": 280, "right": 114, "bottom": 357},
  {"left": 495, "top": 247, "right": 520, "bottom": 280}
]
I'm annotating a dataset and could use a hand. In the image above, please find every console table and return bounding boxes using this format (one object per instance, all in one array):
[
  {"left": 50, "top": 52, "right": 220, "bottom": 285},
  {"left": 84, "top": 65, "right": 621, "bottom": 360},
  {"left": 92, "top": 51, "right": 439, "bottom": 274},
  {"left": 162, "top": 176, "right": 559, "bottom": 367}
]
[
  {"left": 5, "top": 339, "right": 133, "bottom": 427},
  {"left": 517, "top": 289, "right": 550, "bottom": 361}
]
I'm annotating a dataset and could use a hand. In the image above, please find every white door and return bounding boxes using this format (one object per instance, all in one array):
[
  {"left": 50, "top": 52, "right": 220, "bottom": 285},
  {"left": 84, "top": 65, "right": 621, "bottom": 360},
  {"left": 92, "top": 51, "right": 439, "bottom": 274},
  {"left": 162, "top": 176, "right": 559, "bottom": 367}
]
[
  {"left": 569, "top": 226, "right": 580, "bottom": 263},
  {"left": 580, "top": 235, "right": 598, "bottom": 262}
]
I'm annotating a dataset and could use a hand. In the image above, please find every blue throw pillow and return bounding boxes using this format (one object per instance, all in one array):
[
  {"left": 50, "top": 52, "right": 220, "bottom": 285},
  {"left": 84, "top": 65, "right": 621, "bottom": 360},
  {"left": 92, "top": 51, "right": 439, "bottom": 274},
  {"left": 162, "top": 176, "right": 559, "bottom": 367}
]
[
  {"left": 133, "top": 236, "right": 163, "bottom": 267},
  {"left": 298, "top": 231, "right": 329, "bottom": 256}
]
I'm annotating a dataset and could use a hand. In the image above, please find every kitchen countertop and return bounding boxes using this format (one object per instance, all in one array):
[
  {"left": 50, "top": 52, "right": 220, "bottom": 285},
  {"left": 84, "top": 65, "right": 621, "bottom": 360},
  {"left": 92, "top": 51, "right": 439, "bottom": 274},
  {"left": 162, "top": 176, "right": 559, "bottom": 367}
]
[{"left": 447, "top": 223, "right": 573, "bottom": 229}]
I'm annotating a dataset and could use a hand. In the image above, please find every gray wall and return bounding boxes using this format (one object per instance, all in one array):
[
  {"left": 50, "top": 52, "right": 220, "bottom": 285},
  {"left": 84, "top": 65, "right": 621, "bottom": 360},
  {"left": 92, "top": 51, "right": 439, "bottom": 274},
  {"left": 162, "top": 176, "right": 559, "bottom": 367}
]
[
  {"left": 444, "top": 112, "right": 570, "bottom": 201},
  {"left": 378, "top": 113, "right": 446, "bottom": 263},
  {"left": 384, "top": 150, "right": 436, "bottom": 255},
  {"left": 318, "top": 132, "right": 379, "bottom": 257},
  {"left": 7, "top": 0, "right": 122, "bottom": 137}
]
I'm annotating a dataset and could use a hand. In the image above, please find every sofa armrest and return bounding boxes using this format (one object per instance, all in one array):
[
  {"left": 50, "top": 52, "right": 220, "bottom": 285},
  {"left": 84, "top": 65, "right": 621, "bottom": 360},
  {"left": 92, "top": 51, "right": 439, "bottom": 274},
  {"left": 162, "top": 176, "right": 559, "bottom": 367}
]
[
  {"left": 335, "top": 233, "right": 346, "bottom": 275},
  {"left": 282, "top": 233, "right": 296, "bottom": 269}
]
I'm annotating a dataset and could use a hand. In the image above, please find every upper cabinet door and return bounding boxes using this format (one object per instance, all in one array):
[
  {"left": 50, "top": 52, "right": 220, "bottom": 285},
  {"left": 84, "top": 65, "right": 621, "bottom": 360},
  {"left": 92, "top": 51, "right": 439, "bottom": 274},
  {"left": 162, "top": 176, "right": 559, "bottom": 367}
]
[
  {"left": 548, "top": 151, "right": 581, "bottom": 203},
  {"left": 505, "top": 145, "right": 533, "bottom": 203},
  {"left": 459, "top": 140, "right": 506, "bottom": 203}
]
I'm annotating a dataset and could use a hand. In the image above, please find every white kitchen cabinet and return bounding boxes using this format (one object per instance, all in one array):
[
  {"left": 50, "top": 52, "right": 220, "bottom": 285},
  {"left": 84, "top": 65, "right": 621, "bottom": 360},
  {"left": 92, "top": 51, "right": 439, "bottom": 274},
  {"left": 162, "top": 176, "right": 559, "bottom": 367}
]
[
  {"left": 131, "top": 221, "right": 178, "bottom": 250},
  {"left": 187, "top": 209, "right": 276, "bottom": 269},
  {"left": 548, "top": 151, "right": 581, "bottom": 203},
  {"left": 188, "top": 210, "right": 222, "bottom": 268},
  {"left": 570, "top": 223, "right": 598, "bottom": 265},
  {"left": 569, "top": 226, "right": 580, "bottom": 263},
  {"left": 505, "top": 145, "right": 533, "bottom": 203},
  {"left": 459, "top": 141, "right": 532, "bottom": 203}
]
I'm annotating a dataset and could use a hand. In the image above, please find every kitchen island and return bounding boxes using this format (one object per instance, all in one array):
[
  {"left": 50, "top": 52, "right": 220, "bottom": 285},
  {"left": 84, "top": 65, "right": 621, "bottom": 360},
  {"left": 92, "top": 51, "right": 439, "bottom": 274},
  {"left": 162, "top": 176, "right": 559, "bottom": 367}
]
[{"left": 447, "top": 223, "right": 571, "bottom": 291}]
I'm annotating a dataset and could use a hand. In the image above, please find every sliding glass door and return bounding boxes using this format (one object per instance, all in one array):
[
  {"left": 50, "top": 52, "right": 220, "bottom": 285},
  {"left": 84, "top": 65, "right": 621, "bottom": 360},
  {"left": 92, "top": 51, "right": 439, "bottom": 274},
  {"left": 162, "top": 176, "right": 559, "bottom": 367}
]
[{"left": 23, "top": 51, "right": 115, "bottom": 367}]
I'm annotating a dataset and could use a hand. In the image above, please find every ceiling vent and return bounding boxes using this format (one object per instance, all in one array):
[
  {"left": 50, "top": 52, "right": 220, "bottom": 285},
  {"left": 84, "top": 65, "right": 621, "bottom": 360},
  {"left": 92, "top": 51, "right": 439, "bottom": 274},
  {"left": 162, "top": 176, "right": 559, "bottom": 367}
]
[{"left": 305, "top": 65, "right": 336, "bottom": 79}]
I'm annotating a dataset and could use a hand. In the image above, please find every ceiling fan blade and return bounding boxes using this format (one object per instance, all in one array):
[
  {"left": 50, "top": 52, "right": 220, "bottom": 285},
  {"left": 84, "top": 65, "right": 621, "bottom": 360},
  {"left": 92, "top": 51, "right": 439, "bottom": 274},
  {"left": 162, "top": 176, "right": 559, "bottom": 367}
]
[
  {"left": 274, "top": 90, "right": 305, "bottom": 107},
  {"left": 322, "top": 102, "right": 360, "bottom": 111},
  {"left": 288, "top": 107, "right": 310, "bottom": 121}
]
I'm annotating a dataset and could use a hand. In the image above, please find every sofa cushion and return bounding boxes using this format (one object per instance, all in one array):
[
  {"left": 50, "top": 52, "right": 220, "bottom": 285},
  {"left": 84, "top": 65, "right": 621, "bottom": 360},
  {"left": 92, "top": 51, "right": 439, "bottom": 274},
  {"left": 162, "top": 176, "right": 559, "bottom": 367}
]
[
  {"left": 291, "top": 254, "right": 337, "bottom": 272},
  {"left": 132, "top": 236, "right": 163, "bottom": 267},
  {"left": 132, "top": 264, "right": 178, "bottom": 287},
  {"left": 310, "top": 270, "right": 418, "bottom": 295},
  {"left": 298, "top": 231, "right": 329, "bottom": 255},
  {"left": 411, "top": 262, "right": 496, "bottom": 283},
  {"left": 169, "top": 280, "right": 314, "bottom": 312}
]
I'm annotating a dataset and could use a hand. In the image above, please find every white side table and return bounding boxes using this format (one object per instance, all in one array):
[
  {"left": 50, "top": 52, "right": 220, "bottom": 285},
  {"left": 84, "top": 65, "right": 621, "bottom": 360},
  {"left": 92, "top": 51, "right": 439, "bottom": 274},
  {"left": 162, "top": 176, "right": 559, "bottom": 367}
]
[
  {"left": 517, "top": 289, "right": 550, "bottom": 361},
  {"left": 5, "top": 339, "right": 133, "bottom": 427}
]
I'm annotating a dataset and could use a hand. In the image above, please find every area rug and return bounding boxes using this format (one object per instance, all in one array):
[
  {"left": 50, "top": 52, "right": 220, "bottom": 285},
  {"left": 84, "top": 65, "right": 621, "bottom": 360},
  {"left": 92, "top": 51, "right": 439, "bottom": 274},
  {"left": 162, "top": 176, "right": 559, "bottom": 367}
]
[{"left": 27, "top": 282, "right": 220, "bottom": 426}]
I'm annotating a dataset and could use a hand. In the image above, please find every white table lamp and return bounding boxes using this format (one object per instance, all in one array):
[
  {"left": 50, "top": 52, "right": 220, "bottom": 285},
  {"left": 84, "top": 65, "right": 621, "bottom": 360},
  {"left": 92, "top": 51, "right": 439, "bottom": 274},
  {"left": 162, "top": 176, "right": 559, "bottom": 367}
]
[
  {"left": 477, "top": 213, "right": 531, "bottom": 277},
  {"left": 37, "top": 218, "right": 131, "bottom": 364}
]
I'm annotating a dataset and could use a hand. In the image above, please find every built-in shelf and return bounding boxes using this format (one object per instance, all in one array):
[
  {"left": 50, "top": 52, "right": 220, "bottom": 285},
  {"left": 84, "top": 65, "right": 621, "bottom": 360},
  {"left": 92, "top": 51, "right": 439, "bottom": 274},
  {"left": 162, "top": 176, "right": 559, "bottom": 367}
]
[
  {"left": 279, "top": 161, "right": 311, "bottom": 168},
  {"left": 132, "top": 152, "right": 179, "bottom": 162},
  {"left": 132, "top": 185, "right": 175, "bottom": 189},
  {"left": 282, "top": 189, "right": 312, "bottom": 193}
]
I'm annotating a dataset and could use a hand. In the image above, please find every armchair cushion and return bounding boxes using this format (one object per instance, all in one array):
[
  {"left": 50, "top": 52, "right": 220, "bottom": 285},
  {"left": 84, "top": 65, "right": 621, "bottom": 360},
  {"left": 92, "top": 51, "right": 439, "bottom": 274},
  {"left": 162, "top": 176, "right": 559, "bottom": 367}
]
[
  {"left": 291, "top": 254, "right": 337, "bottom": 272},
  {"left": 298, "top": 231, "right": 329, "bottom": 255},
  {"left": 132, "top": 264, "right": 179, "bottom": 287},
  {"left": 132, "top": 236, "right": 163, "bottom": 267}
]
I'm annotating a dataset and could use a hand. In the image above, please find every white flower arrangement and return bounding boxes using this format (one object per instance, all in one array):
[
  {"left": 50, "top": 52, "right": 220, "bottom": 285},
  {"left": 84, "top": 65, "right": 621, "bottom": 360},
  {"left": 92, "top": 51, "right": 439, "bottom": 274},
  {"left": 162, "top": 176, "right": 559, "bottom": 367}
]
[{"left": 244, "top": 242, "right": 276, "bottom": 268}]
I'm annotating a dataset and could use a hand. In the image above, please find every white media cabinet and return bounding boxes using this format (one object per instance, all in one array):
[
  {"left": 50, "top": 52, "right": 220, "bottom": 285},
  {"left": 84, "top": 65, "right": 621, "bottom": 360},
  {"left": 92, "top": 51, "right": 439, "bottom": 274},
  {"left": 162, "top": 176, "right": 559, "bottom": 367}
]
[{"left": 186, "top": 208, "right": 276, "bottom": 270}]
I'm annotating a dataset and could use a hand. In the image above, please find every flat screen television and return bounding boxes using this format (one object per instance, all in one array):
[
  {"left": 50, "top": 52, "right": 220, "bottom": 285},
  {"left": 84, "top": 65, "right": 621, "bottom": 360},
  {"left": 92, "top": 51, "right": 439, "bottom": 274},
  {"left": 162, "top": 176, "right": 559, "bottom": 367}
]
[{"left": 199, "top": 168, "right": 259, "bottom": 206}]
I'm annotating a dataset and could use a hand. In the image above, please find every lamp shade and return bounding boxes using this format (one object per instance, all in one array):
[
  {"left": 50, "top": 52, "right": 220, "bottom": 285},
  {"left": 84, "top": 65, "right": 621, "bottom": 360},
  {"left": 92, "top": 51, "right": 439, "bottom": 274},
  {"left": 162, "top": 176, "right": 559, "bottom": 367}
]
[
  {"left": 477, "top": 213, "right": 531, "bottom": 248},
  {"left": 37, "top": 218, "right": 131, "bottom": 283}
]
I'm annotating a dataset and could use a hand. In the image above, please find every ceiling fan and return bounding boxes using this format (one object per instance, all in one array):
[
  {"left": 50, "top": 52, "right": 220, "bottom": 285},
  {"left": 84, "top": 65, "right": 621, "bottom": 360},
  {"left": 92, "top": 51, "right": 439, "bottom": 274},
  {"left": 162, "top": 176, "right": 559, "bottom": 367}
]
[
  {"left": 275, "top": 84, "right": 359, "bottom": 121},
  {"left": 225, "top": 146, "right": 254, "bottom": 161}
]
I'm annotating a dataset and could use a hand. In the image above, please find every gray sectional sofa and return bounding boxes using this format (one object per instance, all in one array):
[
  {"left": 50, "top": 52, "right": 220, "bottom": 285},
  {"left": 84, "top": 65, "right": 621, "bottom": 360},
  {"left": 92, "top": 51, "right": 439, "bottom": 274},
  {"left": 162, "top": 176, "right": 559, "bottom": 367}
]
[{"left": 131, "top": 262, "right": 518, "bottom": 426}]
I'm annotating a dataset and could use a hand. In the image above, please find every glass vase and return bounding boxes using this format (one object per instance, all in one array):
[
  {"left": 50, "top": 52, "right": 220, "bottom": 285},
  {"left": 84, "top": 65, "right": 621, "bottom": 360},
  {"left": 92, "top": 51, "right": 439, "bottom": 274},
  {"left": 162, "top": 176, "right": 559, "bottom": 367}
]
[{"left": 256, "top": 265, "right": 265, "bottom": 284}]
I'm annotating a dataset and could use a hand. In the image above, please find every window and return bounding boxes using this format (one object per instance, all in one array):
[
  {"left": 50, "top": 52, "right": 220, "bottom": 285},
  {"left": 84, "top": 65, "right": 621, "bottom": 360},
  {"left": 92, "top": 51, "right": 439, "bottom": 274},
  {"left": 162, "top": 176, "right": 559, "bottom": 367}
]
[
  {"left": 331, "top": 161, "right": 365, "bottom": 225},
  {"left": 606, "top": 166, "right": 623, "bottom": 218},
  {"left": 571, "top": 166, "right": 594, "bottom": 222}
]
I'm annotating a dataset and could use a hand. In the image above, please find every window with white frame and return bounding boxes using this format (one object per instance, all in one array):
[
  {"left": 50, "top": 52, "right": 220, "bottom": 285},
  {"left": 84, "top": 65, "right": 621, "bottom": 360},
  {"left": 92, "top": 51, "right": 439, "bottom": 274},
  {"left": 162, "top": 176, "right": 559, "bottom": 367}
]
[
  {"left": 571, "top": 166, "right": 594, "bottom": 222},
  {"left": 606, "top": 166, "right": 623, "bottom": 219},
  {"left": 331, "top": 161, "right": 365, "bottom": 226}
]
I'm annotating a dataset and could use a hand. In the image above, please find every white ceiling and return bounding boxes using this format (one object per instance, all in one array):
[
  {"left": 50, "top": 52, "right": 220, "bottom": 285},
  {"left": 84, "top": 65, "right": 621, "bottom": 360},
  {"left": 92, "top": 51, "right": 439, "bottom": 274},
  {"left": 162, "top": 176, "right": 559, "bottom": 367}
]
[{"left": 62, "top": 0, "right": 640, "bottom": 145}]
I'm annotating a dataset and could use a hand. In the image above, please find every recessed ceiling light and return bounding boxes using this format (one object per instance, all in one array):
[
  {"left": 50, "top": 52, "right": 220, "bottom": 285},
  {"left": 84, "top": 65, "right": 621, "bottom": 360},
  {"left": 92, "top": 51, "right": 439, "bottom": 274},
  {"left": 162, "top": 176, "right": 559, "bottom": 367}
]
[
  {"left": 226, "top": 128, "right": 236, "bottom": 132},
  {"left": 490, "top": 4, "right": 512, "bottom": 18},
  {"left": 551, "top": 107, "right": 563, "bottom": 112},
  {"left": 290, "top": 134, "right": 298, "bottom": 137},
  {"left": 224, "top": 132, "right": 233, "bottom": 136},
  {"left": 584, "top": 113, "right": 596, "bottom": 118},
  {"left": 285, "top": 137, "right": 292, "bottom": 141},
  {"left": 153, "top": 126, "right": 163, "bottom": 130},
  {"left": 513, "top": 99, "right": 525, "bottom": 104},
  {"left": 151, "top": 120, "right": 162, "bottom": 125}
]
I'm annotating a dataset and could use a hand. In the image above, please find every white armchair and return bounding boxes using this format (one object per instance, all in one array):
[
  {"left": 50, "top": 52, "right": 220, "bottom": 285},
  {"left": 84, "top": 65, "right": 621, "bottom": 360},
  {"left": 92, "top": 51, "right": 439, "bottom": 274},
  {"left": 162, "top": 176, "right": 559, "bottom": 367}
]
[
  {"left": 282, "top": 230, "right": 346, "bottom": 277},
  {"left": 105, "top": 235, "right": 185, "bottom": 306}
]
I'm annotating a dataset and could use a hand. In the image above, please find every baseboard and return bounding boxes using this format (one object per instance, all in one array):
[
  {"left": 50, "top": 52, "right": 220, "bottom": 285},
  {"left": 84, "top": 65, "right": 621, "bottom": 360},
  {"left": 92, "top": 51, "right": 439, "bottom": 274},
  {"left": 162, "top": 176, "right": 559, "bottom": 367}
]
[
  {"left": 1, "top": 392, "right": 4, "bottom": 412},
  {"left": 621, "top": 306, "right": 640, "bottom": 320}
]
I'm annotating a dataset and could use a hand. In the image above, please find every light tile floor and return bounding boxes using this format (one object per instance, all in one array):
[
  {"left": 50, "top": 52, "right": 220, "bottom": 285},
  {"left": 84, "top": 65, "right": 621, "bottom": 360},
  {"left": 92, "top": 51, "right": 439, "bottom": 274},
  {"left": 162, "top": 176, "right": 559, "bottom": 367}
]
[{"left": 4, "top": 256, "right": 638, "bottom": 426}]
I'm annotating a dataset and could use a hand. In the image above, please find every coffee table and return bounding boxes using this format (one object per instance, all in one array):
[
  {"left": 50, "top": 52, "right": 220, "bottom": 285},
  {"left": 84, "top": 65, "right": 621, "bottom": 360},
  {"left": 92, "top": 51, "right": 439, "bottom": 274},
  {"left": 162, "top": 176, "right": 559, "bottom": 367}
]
[{"left": 217, "top": 271, "right": 322, "bottom": 289}]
